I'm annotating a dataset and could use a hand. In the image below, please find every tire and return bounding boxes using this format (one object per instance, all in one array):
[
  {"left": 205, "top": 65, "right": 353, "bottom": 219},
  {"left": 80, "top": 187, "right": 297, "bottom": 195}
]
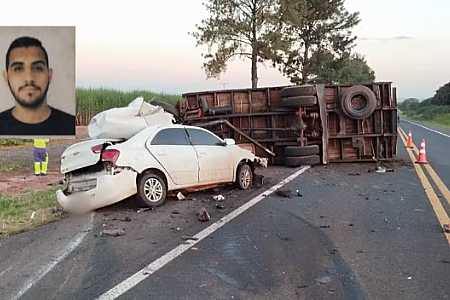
[
  {"left": 340, "top": 85, "right": 377, "bottom": 120},
  {"left": 284, "top": 155, "right": 320, "bottom": 167},
  {"left": 236, "top": 163, "right": 253, "bottom": 190},
  {"left": 137, "top": 172, "right": 167, "bottom": 207},
  {"left": 151, "top": 100, "right": 180, "bottom": 118},
  {"left": 280, "top": 96, "right": 317, "bottom": 108},
  {"left": 209, "top": 106, "right": 233, "bottom": 115},
  {"left": 284, "top": 145, "right": 320, "bottom": 156},
  {"left": 281, "top": 85, "right": 316, "bottom": 97}
]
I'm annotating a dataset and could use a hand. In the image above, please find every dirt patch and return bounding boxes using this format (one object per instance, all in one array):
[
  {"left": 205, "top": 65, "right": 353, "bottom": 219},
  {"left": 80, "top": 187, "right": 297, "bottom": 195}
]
[{"left": 0, "top": 127, "right": 89, "bottom": 195}]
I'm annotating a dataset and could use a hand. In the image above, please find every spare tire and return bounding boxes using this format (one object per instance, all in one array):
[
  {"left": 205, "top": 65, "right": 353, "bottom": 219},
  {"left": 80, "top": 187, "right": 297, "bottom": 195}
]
[
  {"left": 284, "top": 145, "right": 320, "bottom": 157},
  {"left": 340, "top": 85, "right": 377, "bottom": 120},
  {"left": 280, "top": 96, "right": 317, "bottom": 108},
  {"left": 285, "top": 155, "right": 321, "bottom": 167},
  {"left": 281, "top": 85, "right": 316, "bottom": 97}
]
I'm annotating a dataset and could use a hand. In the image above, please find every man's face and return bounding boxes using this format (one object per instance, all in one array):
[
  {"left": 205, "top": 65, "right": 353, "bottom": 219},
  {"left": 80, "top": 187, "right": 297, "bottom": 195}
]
[{"left": 4, "top": 46, "right": 52, "bottom": 109}]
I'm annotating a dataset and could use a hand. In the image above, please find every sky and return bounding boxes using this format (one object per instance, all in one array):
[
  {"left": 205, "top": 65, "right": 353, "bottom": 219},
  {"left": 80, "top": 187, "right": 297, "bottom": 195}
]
[{"left": 1, "top": 0, "right": 449, "bottom": 100}]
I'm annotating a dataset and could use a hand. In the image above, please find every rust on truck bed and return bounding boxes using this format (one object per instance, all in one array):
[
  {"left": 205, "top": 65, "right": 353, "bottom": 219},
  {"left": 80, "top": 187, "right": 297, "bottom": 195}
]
[{"left": 178, "top": 82, "right": 397, "bottom": 165}]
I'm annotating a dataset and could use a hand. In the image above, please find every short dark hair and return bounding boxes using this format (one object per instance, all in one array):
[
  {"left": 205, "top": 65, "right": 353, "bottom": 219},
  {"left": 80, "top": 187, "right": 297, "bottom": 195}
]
[{"left": 5, "top": 36, "right": 49, "bottom": 70}]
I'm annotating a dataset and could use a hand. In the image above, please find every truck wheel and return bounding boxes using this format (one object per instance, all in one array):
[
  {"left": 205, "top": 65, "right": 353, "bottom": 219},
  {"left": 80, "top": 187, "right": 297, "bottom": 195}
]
[
  {"left": 281, "top": 85, "right": 316, "bottom": 97},
  {"left": 137, "top": 172, "right": 167, "bottom": 207},
  {"left": 340, "top": 85, "right": 377, "bottom": 120},
  {"left": 284, "top": 155, "right": 320, "bottom": 167},
  {"left": 284, "top": 145, "right": 320, "bottom": 157},
  {"left": 236, "top": 163, "right": 253, "bottom": 190},
  {"left": 280, "top": 96, "right": 317, "bottom": 108}
]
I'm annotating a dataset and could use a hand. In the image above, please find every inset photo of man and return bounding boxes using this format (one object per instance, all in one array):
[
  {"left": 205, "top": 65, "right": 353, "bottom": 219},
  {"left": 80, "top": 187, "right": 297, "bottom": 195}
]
[{"left": 0, "top": 27, "right": 75, "bottom": 137}]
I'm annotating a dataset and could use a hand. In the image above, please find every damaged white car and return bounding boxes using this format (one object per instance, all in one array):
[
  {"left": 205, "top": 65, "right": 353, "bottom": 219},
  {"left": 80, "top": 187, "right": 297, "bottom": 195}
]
[{"left": 56, "top": 124, "right": 266, "bottom": 214}]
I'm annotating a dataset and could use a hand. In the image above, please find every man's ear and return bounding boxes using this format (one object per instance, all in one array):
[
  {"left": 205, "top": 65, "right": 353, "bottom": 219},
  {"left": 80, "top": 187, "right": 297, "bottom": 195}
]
[{"left": 48, "top": 68, "right": 53, "bottom": 83}]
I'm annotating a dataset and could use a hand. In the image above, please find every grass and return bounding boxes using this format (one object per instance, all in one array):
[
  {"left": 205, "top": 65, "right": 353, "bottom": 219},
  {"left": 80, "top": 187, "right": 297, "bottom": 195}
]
[
  {"left": 0, "top": 139, "right": 32, "bottom": 147},
  {"left": 0, "top": 160, "right": 29, "bottom": 172},
  {"left": 76, "top": 88, "right": 182, "bottom": 125},
  {"left": 0, "top": 186, "right": 64, "bottom": 238}
]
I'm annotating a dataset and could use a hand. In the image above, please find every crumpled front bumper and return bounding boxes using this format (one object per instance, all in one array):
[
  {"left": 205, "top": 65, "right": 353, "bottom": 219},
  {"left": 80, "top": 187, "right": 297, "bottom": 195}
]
[{"left": 56, "top": 169, "right": 138, "bottom": 214}]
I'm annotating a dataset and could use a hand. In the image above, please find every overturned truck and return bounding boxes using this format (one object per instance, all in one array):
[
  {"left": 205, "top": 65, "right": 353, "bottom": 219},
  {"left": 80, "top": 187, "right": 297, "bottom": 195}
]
[{"left": 178, "top": 83, "right": 398, "bottom": 166}]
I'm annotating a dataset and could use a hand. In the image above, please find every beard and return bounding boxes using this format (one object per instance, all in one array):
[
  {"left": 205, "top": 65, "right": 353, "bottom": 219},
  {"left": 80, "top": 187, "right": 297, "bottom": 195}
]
[{"left": 8, "top": 81, "right": 50, "bottom": 109}]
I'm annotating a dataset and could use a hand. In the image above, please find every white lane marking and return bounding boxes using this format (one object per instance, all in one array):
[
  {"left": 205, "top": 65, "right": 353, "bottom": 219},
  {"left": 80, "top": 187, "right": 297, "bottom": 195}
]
[
  {"left": 402, "top": 119, "right": 450, "bottom": 138},
  {"left": 97, "top": 166, "right": 310, "bottom": 300},
  {"left": 12, "top": 213, "right": 94, "bottom": 300}
]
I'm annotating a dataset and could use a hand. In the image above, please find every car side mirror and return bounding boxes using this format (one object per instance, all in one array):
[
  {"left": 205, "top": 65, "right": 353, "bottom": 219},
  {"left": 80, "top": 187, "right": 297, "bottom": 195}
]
[{"left": 224, "top": 138, "right": 236, "bottom": 146}]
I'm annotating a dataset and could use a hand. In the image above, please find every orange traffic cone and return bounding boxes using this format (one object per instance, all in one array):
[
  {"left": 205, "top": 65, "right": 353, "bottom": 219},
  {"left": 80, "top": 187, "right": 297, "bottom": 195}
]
[
  {"left": 416, "top": 139, "right": 428, "bottom": 164},
  {"left": 406, "top": 131, "right": 414, "bottom": 148}
]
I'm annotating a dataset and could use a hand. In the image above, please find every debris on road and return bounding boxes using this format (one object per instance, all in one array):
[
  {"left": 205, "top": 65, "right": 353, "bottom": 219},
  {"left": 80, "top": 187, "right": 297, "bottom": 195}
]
[
  {"left": 101, "top": 228, "right": 126, "bottom": 237},
  {"left": 296, "top": 189, "right": 303, "bottom": 197},
  {"left": 213, "top": 195, "right": 225, "bottom": 202},
  {"left": 315, "top": 276, "right": 332, "bottom": 284},
  {"left": 197, "top": 207, "right": 211, "bottom": 222},
  {"left": 254, "top": 174, "right": 264, "bottom": 187},
  {"left": 440, "top": 259, "right": 450, "bottom": 264},
  {"left": 112, "top": 216, "right": 132, "bottom": 222},
  {"left": 182, "top": 235, "right": 199, "bottom": 241},
  {"left": 215, "top": 203, "right": 225, "bottom": 210},
  {"left": 177, "top": 192, "right": 186, "bottom": 200},
  {"left": 171, "top": 210, "right": 181, "bottom": 215},
  {"left": 137, "top": 208, "right": 153, "bottom": 213},
  {"left": 276, "top": 189, "right": 292, "bottom": 198},
  {"left": 348, "top": 172, "right": 361, "bottom": 176},
  {"left": 443, "top": 224, "right": 450, "bottom": 233},
  {"left": 320, "top": 225, "right": 331, "bottom": 229}
]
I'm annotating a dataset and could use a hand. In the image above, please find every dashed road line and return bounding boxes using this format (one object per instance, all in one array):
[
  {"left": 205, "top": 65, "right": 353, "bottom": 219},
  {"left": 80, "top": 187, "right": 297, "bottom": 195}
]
[
  {"left": 97, "top": 166, "right": 310, "bottom": 300},
  {"left": 398, "top": 128, "right": 450, "bottom": 246}
]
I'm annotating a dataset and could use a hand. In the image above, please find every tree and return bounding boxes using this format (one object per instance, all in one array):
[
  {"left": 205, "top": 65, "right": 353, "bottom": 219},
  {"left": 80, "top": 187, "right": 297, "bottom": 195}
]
[
  {"left": 432, "top": 82, "right": 450, "bottom": 105},
  {"left": 272, "top": 0, "right": 360, "bottom": 84},
  {"left": 192, "top": 0, "right": 279, "bottom": 88}
]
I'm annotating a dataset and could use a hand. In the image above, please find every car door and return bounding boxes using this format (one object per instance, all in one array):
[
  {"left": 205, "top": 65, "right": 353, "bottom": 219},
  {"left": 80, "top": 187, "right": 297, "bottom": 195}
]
[
  {"left": 186, "top": 128, "right": 233, "bottom": 184},
  {"left": 148, "top": 128, "right": 198, "bottom": 186}
]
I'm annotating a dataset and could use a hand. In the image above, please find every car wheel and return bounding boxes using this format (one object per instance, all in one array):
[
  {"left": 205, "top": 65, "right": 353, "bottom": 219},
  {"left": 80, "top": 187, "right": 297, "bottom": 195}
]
[
  {"left": 280, "top": 95, "right": 318, "bottom": 108},
  {"left": 340, "top": 85, "right": 377, "bottom": 120},
  {"left": 137, "top": 172, "right": 167, "bottom": 207},
  {"left": 284, "top": 155, "right": 321, "bottom": 167},
  {"left": 284, "top": 145, "right": 320, "bottom": 157},
  {"left": 236, "top": 163, "right": 253, "bottom": 190},
  {"left": 281, "top": 85, "right": 316, "bottom": 97}
]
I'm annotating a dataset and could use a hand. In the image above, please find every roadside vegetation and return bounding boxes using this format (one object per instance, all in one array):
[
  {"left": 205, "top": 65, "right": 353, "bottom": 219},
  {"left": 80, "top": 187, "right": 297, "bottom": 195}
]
[
  {"left": 399, "top": 82, "right": 450, "bottom": 129},
  {"left": 76, "top": 88, "right": 181, "bottom": 125},
  {"left": 0, "top": 187, "right": 64, "bottom": 238}
]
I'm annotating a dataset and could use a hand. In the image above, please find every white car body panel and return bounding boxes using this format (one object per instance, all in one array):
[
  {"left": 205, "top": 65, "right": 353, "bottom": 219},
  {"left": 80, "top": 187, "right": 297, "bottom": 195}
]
[
  {"left": 194, "top": 145, "right": 233, "bottom": 184},
  {"left": 57, "top": 124, "right": 261, "bottom": 214},
  {"left": 60, "top": 138, "right": 122, "bottom": 174},
  {"left": 56, "top": 168, "right": 137, "bottom": 214}
]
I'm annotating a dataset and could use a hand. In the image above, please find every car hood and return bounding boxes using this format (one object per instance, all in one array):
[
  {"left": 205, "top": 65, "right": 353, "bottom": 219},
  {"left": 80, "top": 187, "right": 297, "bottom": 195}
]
[{"left": 60, "top": 138, "right": 122, "bottom": 174}]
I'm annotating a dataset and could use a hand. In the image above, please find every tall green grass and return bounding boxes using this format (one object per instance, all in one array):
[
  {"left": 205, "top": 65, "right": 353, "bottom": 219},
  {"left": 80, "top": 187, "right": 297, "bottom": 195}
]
[
  {"left": 76, "top": 88, "right": 182, "bottom": 125},
  {"left": 77, "top": 88, "right": 181, "bottom": 113}
]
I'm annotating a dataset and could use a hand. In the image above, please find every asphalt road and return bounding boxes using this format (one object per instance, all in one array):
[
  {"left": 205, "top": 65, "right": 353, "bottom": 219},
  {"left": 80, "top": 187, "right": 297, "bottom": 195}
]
[
  {"left": 400, "top": 119, "right": 450, "bottom": 187},
  {"left": 1, "top": 123, "right": 450, "bottom": 299}
]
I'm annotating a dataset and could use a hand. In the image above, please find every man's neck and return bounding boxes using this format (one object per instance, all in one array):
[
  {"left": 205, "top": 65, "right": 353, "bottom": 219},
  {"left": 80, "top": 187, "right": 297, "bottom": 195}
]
[{"left": 12, "top": 104, "right": 51, "bottom": 124}]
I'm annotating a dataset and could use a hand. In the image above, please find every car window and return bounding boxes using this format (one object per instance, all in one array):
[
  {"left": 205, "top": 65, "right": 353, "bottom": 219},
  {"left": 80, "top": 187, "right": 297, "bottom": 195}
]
[
  {"left": 187, "top": 128, "right": 223, "bottom": 146},
  {"left": 151, "top": 128, "right": 190, "bottom": 145}
]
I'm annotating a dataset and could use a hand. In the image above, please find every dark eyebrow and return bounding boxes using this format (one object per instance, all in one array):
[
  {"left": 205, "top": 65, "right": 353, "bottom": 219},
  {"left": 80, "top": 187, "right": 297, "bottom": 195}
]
[
  {"left": 9, "top": 61, "right": 24, "bottom": 68},
  {"left": 32, "top": 60, "right": 46, "bottom": 66}
]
